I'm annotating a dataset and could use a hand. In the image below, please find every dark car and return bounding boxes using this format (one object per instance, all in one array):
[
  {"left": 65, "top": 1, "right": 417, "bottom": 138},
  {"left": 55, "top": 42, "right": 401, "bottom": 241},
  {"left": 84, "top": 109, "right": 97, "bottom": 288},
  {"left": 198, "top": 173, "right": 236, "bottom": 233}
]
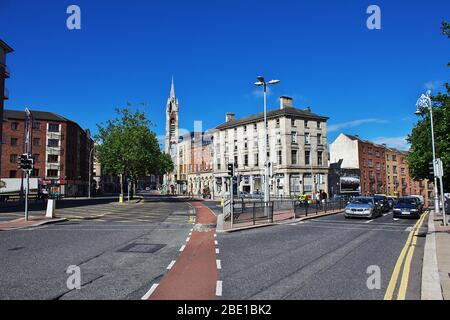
[
  {"left": 374, "top": 195, "right": 390, "bottom": 213},
  {"left": 393, "top": 197, "right": 422, "bottom": 218},
  {"left": 344, "top": 196, "right": 382, "bottom": 219},
  {"left": 386, "top": 196, "right": 397, "bottom": 210}
]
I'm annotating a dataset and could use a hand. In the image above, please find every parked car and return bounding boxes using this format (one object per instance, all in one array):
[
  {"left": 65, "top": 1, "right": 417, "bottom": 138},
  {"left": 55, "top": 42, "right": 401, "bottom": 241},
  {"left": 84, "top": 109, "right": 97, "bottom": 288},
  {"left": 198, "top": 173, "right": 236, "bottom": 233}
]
[
  {"left": 374, "top": 194, "right": 390, "bottom": 213},
  {"left": 410, "top": 195, "right": 425, "bottom": 211},
  {"left": 344, "top": 196, "right": 382, "bottom": 219},
  {"left": 393, "top": 197, "right": 422, "bottom": 218}
]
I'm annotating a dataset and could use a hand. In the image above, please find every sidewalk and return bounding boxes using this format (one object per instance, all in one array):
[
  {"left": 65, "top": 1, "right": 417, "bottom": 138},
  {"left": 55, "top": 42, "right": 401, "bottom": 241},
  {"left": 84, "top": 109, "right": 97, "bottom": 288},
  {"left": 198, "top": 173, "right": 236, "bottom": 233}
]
[
  {"left": 431, "top": 211, "right": 450, "bottom": 299},
  {"left": 0, "top": 216, "right": 67, "bottom": 231},
  {"left": 219, "top": 208, "right": 343, "bottom": 233}
]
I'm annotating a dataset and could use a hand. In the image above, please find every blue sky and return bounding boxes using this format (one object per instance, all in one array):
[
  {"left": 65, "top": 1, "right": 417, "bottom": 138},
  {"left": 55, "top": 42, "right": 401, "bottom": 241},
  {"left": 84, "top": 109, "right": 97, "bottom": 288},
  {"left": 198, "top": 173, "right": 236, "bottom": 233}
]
[{"left": 1, "top": 0, "right": 449, "bottom": 150}]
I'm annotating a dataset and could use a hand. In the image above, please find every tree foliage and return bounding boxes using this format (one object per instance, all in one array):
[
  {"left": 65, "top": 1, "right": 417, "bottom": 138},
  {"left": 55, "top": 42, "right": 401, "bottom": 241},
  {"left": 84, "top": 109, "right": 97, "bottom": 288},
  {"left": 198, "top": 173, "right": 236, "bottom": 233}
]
[
  {"left": 407, "top": 21, "right": 450, "bottom": 191},
  {"left": 95, "top": 105, "right": 173, "bottom": 193}
]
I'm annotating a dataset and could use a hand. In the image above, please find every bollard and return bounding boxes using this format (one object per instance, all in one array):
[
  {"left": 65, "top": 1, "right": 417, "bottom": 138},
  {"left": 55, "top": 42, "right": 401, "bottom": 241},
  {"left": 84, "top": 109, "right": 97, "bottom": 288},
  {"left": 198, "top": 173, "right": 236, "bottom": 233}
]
[{"left": 46, "top": 199, "right": 56, "bottom": 219}]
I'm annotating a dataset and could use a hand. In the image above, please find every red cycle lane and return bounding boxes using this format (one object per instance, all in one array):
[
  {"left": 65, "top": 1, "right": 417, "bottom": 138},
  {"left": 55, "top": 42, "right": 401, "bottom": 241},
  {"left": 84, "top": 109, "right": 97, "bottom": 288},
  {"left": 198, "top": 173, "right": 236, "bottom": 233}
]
[{"left": 148, "top": 201, "right": 218, "bottom": 300}]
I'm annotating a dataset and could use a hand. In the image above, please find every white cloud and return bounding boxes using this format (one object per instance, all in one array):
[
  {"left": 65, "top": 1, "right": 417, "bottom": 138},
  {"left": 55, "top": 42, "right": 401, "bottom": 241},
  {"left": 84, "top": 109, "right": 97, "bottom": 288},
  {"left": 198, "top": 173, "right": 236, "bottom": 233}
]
[
  {"left": 372, "top": 136, "right": 410, "bottom": 151},
  {"left": 425, "top": 80, "right": 443, "bottom": 90},
  {"left": 328, "top": 118, "right": 388, "bottom": 133}
]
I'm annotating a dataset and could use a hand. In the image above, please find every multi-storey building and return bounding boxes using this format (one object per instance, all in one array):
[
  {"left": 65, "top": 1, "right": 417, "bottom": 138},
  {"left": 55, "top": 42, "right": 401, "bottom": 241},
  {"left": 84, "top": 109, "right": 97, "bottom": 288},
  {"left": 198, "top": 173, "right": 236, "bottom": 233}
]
[
  {"left": 213, "top": 96, "right": 329, "bottom": 198},
  {"left": 385, "top": 147, "right": 432, "bottom": 204},
  {"left": 0, "top": 40, "right": 14, "bottom": 173},
  {"left": 1, "top": 109, "right": 94, "bottom": 196},
  {"left": 330, "top": 133, "right": 386, "bottom": 195}
]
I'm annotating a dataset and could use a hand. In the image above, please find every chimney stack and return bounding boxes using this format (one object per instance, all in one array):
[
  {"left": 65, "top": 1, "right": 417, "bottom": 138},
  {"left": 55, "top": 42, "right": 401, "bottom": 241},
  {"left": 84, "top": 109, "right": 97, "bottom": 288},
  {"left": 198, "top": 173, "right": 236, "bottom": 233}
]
[
  {"left": 304, "top": 106, "right": 312, "bottom": 113},
  {"left": 280, "top": 96, "right": 293, "bottom": 110},
  {"left": 225, "top": 113, "right": 235, "bottom": 122}
]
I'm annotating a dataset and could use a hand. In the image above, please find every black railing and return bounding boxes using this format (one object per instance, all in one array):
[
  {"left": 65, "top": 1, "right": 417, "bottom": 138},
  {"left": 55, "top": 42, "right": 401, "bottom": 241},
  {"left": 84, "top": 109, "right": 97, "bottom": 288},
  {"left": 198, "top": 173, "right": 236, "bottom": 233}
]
[
  {"left": 293, "top": 200, "right": 345, "bottom": 218},
  {"left": 226, "top": 200, "right": 274, "bottom": 225}
]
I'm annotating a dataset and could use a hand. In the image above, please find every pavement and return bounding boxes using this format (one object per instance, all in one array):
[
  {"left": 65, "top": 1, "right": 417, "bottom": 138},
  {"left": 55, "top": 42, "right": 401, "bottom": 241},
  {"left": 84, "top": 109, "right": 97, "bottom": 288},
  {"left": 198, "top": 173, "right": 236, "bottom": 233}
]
[
  {"left": 422, "top": 210, "right": 450, "bottom": 300},
  {"left": 0, "top": 216, "right": 67, "bottom": 231}
]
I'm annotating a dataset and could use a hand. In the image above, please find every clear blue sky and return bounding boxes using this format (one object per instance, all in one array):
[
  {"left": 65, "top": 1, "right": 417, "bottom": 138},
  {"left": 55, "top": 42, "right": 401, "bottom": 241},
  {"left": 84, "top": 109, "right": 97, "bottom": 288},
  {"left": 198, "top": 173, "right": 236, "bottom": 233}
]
[{"left": 1, "top": 0, "right": 449, "bottom": 150}]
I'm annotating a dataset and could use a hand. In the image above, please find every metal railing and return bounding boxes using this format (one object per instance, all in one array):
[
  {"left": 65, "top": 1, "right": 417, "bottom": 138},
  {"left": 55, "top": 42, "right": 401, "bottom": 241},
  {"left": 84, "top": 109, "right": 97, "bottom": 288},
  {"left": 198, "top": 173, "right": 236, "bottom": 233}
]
[
  {"left": 225, "top": 200, "right": 274, "bottom": 225},
  {"left": 293, "top": 200, "right": 346, "bottom": 218}
]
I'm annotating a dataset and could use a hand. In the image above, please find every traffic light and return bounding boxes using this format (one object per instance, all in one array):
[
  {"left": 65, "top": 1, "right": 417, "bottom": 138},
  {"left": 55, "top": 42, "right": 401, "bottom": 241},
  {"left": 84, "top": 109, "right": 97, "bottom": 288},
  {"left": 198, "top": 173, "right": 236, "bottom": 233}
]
[
  {"left": 429, "top": 161, "right": 435, "bottom": 176},
  {"left": 17, "top": 154, "right": 34, "bottom": 171},
  {"left": 227, "top": 163, "right": 234, "bottom": 177}
]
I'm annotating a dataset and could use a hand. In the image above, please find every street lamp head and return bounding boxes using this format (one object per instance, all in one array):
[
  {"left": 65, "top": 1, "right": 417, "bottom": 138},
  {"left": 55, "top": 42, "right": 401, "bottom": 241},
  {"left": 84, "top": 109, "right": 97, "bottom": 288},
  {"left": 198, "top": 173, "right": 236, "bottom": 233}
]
[
  {"left": 268, "top": 80, "right": 280, "bottom": 85},
  {"left": 254, "top": 81, "right": 264, "bottom": 87},
  {"left": 414, "top": 108, "right": 423, "bottom": 116},
  {"left": 257, "top": 76, "right": 265, "bottom": 83}
]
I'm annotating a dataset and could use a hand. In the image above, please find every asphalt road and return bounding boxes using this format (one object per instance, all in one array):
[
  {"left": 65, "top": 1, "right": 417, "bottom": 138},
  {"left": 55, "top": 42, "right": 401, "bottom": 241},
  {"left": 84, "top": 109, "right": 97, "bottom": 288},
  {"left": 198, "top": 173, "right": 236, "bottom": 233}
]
[
  {"left": 217, "top": 210, "right": 427, "bottom": 300},
  {"left": 0, "top": 195, "right": 194, "bottom": 300}
]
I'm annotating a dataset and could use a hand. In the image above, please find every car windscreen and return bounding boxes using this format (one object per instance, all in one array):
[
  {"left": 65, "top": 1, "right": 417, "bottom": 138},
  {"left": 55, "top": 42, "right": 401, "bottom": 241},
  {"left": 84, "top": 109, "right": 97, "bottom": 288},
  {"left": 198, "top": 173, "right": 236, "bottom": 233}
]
[
  {"left": 397, "top": 198, "right": 415, "bottom": 205},
  {"left": 350, "top": 198, "right": 373, "bottom": 204}
]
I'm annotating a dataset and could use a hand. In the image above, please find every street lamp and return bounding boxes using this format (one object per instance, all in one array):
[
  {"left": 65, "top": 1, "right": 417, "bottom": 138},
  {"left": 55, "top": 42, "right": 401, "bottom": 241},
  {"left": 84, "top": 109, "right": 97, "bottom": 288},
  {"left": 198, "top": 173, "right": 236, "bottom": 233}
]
[
  {"left": 415, "top": 90, "right": 443, "bottom": 221},
  {"left": 88, "top": 145, "right": 95, "bottom": 199},
  {"left": 255, "top": 76, "right": 280, "bottom": 220}
]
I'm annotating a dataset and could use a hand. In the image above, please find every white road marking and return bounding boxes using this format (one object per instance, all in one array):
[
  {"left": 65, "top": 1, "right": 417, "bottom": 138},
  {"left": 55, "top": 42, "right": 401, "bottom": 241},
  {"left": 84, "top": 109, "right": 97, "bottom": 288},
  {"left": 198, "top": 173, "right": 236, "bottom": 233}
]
[
  {"left": 216, "top": 248, "right": 220, "bottom": 254},
  {"left": 180, "top": 245, "right": 186, "bottom": 252},
  {"left": 405, "top": 226, "right": 413, "bottom": 232},
  {"left": 167, "top": 260, "right": 176, "bottom": 270},
  {"left": 365, "top": 220, "right": 374, "bottom": 224},
  {"left": 214, "top": 240, "right": 218, "bottom": 245},
  {"left": 186, "top": 237, "right": 190, "bottom": 242},
  {"left": 214, "top": 234, "right": 217, "bottom": 238},
  {"left": 141, "top": 283, "right": 159, "bottom": 300},
  {"left": 216, "top": 281, "right": 223, "bottom": 296},
  {"left": 216, "top": 259, "right": 222, "bottom": 269}
]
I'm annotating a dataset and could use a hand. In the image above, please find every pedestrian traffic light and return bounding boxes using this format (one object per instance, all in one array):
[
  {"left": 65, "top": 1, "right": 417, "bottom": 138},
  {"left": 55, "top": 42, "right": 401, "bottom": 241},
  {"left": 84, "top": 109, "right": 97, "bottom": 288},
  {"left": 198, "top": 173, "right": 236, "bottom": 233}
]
[
  {"left": 227, "top": 163, "right": 234, "bottom": 177},
  {"left": 429, "top": 161, "right": 435, "bottom": 176},
  {"left": 17, "top": 154, "right": 34, "bottom": 171}
]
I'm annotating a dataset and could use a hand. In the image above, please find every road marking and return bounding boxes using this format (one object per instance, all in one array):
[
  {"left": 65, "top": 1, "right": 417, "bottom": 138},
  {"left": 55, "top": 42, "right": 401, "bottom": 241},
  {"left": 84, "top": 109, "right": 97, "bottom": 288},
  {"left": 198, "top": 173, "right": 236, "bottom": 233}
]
[
  {"left": 141, "top": 283, "right": 159, "bottom": 300},
  {"left": 397, "top": 213, "right": 428, "bottom": 300},
  {"left": 384, "top": 212, "right": 427, "bottom": 300},
  {"left": 405, "top": 227, "right": 413, "bottom": 232},
  {"left": 186, "top": 237, "right": 190, "bottom": 242},
  {"left": 216, "top": 248, "right": 220, "bottom": 254},
  {"left": 216, "top": 281, "right": 223, "bottom": 297},
  {"left": 180, "top": 245, "right": 186, "bottom": 252},
  {"left": 167, "top": 260, "right": 176, "bottom": 270},
  {"left": 216, "top": 259, "right": 222, "bottom": 269},
  {"left": 214, "top": 240, "right": 218, "bottom": 245},
  {"left": 214, "top": 234, "right": 217, "bottom": 238},
  {"left": 365, "top": 220, "right": 374, "bottom": 224}
]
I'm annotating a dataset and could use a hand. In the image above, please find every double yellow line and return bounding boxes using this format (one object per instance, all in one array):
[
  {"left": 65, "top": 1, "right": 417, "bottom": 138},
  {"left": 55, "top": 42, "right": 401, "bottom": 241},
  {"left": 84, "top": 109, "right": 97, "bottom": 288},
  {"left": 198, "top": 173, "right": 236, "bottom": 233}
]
[{"left": 384, "top": 211, "right": 428, "bottom": 300}]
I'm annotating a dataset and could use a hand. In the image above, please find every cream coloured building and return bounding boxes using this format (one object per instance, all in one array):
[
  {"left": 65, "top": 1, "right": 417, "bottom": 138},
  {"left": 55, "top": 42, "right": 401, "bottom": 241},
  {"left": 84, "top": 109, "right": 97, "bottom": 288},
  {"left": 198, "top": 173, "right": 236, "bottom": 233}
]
[{"left": 212, "top": 96, "right": 329, "bottom": 199}]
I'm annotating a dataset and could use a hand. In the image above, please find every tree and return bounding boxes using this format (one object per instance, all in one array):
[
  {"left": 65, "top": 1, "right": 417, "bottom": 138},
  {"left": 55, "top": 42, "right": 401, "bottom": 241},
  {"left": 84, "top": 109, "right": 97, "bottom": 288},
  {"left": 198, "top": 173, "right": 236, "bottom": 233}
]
[
  {"left": 407, "top": 21, "right": 450, "bottom": 192},
  {"left": 95, "top": 105, "right": 172, "bottom": 196}
]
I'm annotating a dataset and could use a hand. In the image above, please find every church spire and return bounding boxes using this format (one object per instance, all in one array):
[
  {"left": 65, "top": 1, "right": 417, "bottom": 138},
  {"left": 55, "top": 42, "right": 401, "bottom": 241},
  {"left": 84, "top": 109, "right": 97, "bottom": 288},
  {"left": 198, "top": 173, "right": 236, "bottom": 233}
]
[{"left": 170, "top": 76, "right": 175, "bottom": 99}]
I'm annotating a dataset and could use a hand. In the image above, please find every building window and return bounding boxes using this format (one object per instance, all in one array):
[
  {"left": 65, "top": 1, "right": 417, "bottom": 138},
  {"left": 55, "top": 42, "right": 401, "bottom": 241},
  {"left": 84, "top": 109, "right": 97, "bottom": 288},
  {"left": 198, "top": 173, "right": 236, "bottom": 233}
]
[
  {"left": 368, "top": 160, "right": 373, "bottom": 168},
  {"left": 48, "top": 123, "right": 60, "bottom": 132},
  {"left": 255, "top": 153, "right": 259, "bottom": 167},
  {"left": 234, "top": 155, "right": 238, "bottom": 168},
  {"left": 291, "top": 150, "right": 298, "bottom": 165},
  {"left": 10, "top": 154, "right": 18, "bottom": 163},
  {"left": 317, "top": 121, "right": 321, "bottom": 129},
  {"left": 9, "top": 170, "right": 17, "bottom": 178},
  {"left": 277, "top": 150, "right": 282, "bottom": 165},
  {"left": 33, "top": 154, "right": 40, "bottom": 163},
  {"left": 305, "top": 150, "right": 311, "bottom": 165},
  {"left": 305, "top": 133, "right": 310, "bottom": 144},
  {"left": 32, "top": 122, "right": 41, "bottom": 130},
  {"left": 48, "top": 139, "right": 59, "bottom": 147},
  {"left": 254, "top": 123, "right": 257, "bottom": 131},
  {"left": 11, "top": 122, "right": 19, "bottom": 131},
  {"left": 244, "top": 154, "right": 249, "bottom": 166},
  {"left": 32, "top": 169, "right": 40, "bottom": 177},
  {"left": 276, "top": 119, "right": 280, "bottom": 128},
  {"left": 393, "top": 165, "right": 397, "bottom": 174},
  {"left": 368, "top": 147, "right": 373, "bottom": 155},
  {"left": 11, "top": 138, "right": 18, "bottom": 146},
  {"left": 291, "top": 131, "right": 297, "bottom": 144},
  {"left": 304, "top": 120, "right": 309, "bottom": 128},
  {"left": 244, "top": 126, "right": 247, "bottom": 133},
  {"left": 392, "top": 155, "right": 397, "bottom": 161},
  {"left": 375, "top": 151, "right": 380, "bottom": 157},
  {"left": 317, "top": 151, "right": 323, "bottom": 166},
  {"left": 291, "top": 118, "right": 296, "bottom": 127},
  {"left": 276, "top": 132, "right": 281, "bottom": 144},
  {"left": 48, "top": 155, "right": 58, "bottom": 163},
  {"left": 317, "top": 133, "right": 322, "bottom": 145},
  {"left": 33, "top": 138, "right": 40, "bottom": 146},
  {"left": 47, "top": 170, "right": 58, "bottom": 178}
]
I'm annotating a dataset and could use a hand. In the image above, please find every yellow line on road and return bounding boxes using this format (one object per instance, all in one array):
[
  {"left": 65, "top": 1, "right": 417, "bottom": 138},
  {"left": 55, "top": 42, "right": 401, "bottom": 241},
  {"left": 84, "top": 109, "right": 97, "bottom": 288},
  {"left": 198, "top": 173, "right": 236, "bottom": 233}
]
[
  {"left": 384, "top": 212, "right": 427, "bottom": 300},
  {"left": 397, "top": 212, "right": 428, "bottom": 300}
]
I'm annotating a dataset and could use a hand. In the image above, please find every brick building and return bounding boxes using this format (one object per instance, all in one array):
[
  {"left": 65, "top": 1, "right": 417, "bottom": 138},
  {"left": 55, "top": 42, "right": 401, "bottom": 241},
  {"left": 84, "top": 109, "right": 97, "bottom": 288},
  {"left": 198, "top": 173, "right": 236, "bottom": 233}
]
[
  {"left": 0, "top": 40, "right": 14, "bottom": 173},
  {"left": 1, "top": 109, "right": 94, "bottom": 196}
]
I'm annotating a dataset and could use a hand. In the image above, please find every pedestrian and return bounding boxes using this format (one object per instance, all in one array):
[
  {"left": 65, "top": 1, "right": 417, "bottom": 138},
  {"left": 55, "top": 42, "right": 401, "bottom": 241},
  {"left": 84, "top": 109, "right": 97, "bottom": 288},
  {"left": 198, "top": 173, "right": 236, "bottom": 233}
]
[{"left": 316, "top": 191, "right": 321, "bottom": 204}]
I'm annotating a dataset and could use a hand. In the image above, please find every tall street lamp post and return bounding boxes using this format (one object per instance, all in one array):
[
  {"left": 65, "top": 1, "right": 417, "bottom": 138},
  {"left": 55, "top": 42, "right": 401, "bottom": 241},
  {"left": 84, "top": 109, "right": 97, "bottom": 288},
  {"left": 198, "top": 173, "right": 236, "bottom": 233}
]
[
  {"left": 88, "top": 146, "right": 95, "bottom": 199},
  {"left": 255, "top": 76, "right": 280, "bottom": 220},
  {"left": 415, "top": 90, "right": 441, "bottom": 217}
]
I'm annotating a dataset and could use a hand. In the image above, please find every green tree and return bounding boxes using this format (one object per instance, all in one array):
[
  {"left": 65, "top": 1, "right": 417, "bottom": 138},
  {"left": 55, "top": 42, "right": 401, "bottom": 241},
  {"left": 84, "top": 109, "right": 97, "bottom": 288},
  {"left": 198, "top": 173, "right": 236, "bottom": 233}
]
[
  {"left": 95, "top": 105, "right": 171, "bottom": 196},
  {"left": 407, "top": 21, "right": 450, "bottom": 191}
]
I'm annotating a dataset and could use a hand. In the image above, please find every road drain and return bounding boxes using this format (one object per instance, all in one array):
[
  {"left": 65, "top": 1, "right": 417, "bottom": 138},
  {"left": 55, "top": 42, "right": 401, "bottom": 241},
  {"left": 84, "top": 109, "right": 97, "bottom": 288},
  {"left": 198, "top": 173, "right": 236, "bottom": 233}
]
[{"left": 117, "top": 243, "right": 166, "bottom": 254}]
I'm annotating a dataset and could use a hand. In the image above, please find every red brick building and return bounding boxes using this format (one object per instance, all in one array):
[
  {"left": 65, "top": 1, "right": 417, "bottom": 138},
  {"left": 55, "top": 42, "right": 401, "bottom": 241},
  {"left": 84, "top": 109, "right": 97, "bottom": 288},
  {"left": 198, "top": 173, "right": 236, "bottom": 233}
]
[
  {"left": 1, "top": 110, "right": 94, "bottom": 196},
  {"left": 0, "top": 40, "right": 14, "bottom": 173},
  {"left": 357, "top": 138, "right": 387, "bottom": 195}
]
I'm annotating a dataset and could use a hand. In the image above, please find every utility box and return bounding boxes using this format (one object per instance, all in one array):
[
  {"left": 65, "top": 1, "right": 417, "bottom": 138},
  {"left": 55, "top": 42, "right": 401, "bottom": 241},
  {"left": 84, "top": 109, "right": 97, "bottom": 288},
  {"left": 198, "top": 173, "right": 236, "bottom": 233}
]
[{"left": 46, "top": 199, "right": 56, "bottom": 218}]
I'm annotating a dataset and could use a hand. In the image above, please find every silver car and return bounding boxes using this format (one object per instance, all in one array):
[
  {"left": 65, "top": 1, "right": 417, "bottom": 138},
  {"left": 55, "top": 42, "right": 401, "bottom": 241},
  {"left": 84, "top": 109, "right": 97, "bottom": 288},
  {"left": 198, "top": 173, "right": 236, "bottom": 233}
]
[{"left": 344, "top": 196, "right": 382, "bottom": 219}]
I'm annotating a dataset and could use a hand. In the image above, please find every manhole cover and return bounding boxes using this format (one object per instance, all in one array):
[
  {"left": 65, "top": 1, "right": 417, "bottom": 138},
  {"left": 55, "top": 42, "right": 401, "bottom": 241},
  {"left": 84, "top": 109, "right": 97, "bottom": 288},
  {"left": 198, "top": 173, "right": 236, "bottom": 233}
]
[{"left": 117, "top": 243, "right": 165, "bottom": 254}]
